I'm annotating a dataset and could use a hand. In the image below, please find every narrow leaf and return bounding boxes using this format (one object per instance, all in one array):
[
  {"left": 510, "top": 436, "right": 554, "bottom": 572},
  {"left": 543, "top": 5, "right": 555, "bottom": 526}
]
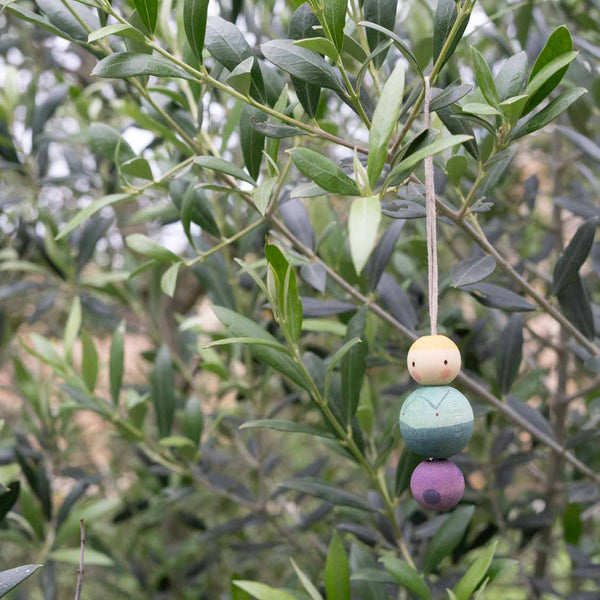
[
  {"left": 183, "top": 0, "right": 209, "bottom": 63},
  {"left": 151, "top": 346, "right": 176, "bottom": 438},
  {"left": 92, "top": 53, "right": 195, "bottom": 81},
  {"left": 289, "top": 148, "right": 359, "bottom": 195},
  {"left": 325, "top": 533, "right": 351, "bottom": 600},
  {"left": 349, "top": 195, "right": 381, "bottom": 274}
]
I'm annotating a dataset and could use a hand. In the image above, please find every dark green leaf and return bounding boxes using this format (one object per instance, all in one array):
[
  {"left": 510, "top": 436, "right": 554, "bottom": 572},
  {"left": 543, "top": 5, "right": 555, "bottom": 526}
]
[
  {"left": 363, "top": 0, "right": 398, "bottom": 67},
  {"left": 212, "top": 306, "right": 309, "bottom": 390},
  {"left": 523, "top": 25, "right": 573, "bottom": 115},
  {"left": 88, "top": 24, "right": 146, "bottom": 43},
  {"left": 183, "top": 396, "right": 204, "bottom": 445},
  {"left": 497, "top": 315, "right": 523, "bottom": 395},
  {"left": 240, "top": 105, "right": 265, "bottom": 180},
  {"left": 0, "top": 482, "right": 20, "bottom": 523},
  {"left": 36, "top": 0, "right": 98, "bottom": 41},
  {"left": 436, "top": 105, "right": 479, "bottom": 159},
  {"left": 289, "top": 148, "right": 359, "bottom": 195},
  {"left": 452, "top": 255, "right": 496, "bottom": 287},
  {"left": 507, "top": 396, "right": 555, "bottom": 440},
  {"left": 512, "top": 88, "right": 586, "bottom": 139},
  {"left": 90, "top": 123, "right": 135, "bottom": 163},
  {"left": 81, "top": 330, "right": 99, "bottom": 393},
  {"left": 380, "top": 556, "right": 432, "bottom": 600},
  {"left": 432, "top": 0, "right": 469, "bottom": 69},
  {"left": 121, "top": 157, "right": 153, "bottom": 180},
  {"left": 325, "top": 533, "right": 351, "bottom": 600},
  {"left": 367, "top": 220, "right": 405, "bottom": 292},
  {"left": 487, "top": 559, "right": 517, "bottom": 584},
  {"left": 261, "top": 40, "right": 345, "bottom": 93},
  {"left": 351, "top": 569, "right": 396, "bottom": 584},
  {"left": 322, "top": 0, "right": 347, "bottom": 51},
  {"left": 395, "top": 448, "right": 422, "bottom": 496},
  {"left": 126, "top": 234, "right": 180, "bottom": 262},
  {"left": 249, "top": 117, "right": 307, "bottom": 139},
  {"left": 424, "top": 505, "right": 475, "bottom": 573},
  {"left": 552, "top": 217, "right": 598, "bottom": 295},
  {"left": 109, "top": 321, "right": 125, "bottom": 405},
  {"left": 0, "top": 565, "right": 42, "bottom": 598},
  {"left": 563, "top": 503, "right": 582, "bottom": 545},
  {"left": 430, "top": 82, "right": 472, "bottom": 111},
  {"left": 461, "top": 282, "right": 535, "bottom": 312},
  {"left": 557, "top": 125, "right": 600, "bottom": 164},
  {"left": 294, "top": 36, "right": 339, "bottom": 60},
  {"left": 280, "top": 478, "right": 375, "bottom": 511},
  {"left": 341, "top": 307, "right": 367, "bottom": 423},
  {"left": 227, "top": 57, "right": 255, "bottom": 96},
  {"left": 181, "top": 185, "right": 221, "bottom": 239},
  {"left": 453, "top": 541, "right": 497, "bottom": 600},
  {"left": 183, "top": 0, "right": 209, "bottom": 63},
  {"left": 151, "top": 346, "right": 176, "bottom": 438},
  {"left": 133, "top": 0, "right": 157, "bottom": 33},
  {"left": 92, "top": 53, "right": 195, "bottom": 81},
  {"left": 556, "top": 275, "right": 595, "bottom": 340}
]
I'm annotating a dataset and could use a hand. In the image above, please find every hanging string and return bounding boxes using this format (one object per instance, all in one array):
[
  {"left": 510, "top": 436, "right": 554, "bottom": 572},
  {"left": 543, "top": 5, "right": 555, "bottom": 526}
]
[{"left": 423, "top": 76, "right": 438, "bottom": 335}]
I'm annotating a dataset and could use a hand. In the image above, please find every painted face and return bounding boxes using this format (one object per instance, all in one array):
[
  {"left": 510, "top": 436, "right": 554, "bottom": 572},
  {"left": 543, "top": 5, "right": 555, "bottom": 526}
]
[
  {"left": 399, "top": 386, "right": 473, "bottom": 458},
  {"left": 410, "top": 459, "right": 465, "bottom": 511},
  {"left": 407, "top": 335, "right": 461, "bottom": 385}
]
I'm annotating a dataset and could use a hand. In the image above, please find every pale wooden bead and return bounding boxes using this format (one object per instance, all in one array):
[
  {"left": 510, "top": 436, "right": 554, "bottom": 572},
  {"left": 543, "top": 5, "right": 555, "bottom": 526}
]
[{"left": 407, "top": 335, "right": 461, "bottom": 385}]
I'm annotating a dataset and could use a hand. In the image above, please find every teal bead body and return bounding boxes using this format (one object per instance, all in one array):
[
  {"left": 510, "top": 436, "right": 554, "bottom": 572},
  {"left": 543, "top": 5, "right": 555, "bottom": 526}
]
[{"left": 399, "top": 386, "right": 473, "bottom": 458}]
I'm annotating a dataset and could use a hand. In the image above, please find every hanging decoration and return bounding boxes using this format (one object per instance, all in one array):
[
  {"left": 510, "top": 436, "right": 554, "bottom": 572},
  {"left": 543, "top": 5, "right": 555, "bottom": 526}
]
[{"left": 398, "top": 77, "right": 474, "bottom": 511}]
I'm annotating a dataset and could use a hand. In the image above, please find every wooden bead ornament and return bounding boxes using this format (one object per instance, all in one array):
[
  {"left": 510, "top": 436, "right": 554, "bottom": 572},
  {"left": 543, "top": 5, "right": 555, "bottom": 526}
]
[
  {"left": 399, "top": 385, "right": 473, "bottom": 458},
  {"left": 397, "top": 78, "right": 473, "bottom": 511},
  {"left": 407, "top": 335, "right": 461, "bottom": 385},
  {"left": 410, "top": 459, "right": 465, "bottom": 511}
]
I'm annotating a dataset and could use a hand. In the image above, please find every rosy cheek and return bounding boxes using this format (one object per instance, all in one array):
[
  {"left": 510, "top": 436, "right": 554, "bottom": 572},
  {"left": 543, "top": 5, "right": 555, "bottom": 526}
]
[
  {"left": 411, "top": 370, "right": 422, "bottom": 382},
  {"left": 440, "top": 368, "right": 451, "bottom": 380}
]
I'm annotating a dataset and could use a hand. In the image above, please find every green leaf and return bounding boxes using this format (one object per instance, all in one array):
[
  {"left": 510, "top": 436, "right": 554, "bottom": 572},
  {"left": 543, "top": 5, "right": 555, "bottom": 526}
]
[
  {"left": 294, "top": 37, "right": 339, "bottom": 60},
  {"left": 63, "top": 296, "right": 81, "bottom": 360},
  {"left": 523, "top": 25, "right": 573, "bottom": 115},
  {"left": 133, "top": 0, "right": 157, "bottom": 33},
  {"left": 81, "top": 330, "right": 99, "bottom": 393},
  {"left": 151, "top": 346, "right": 176, "bottom": 438},
  {"left": 462, "top": 103, "right": 501, "bottom": 116},
  {"left": 380, "top": 556, "right": 433, "bottom": 600},
  {"left": 57, "top": 193, "right": 130, "bottom": 240},
  {"left": 433, "top": 0, "right": 469, "bottom": 69},
  {"left": 424, "top": 505, "right": 475, "bottom": 573},
  {"left": 0, "top": 565, "right": 42, "bottom": 598},
  {"left": 470, "top": 47, "right": 499, "bottom": 107},
  {"left": 362, "top": 0, "right": 398, "bottom": 67},
  {"left": 193, "top": 155, "right": 256, "bottom": 185},
  {"left": 212, "top": 306, "right": 309, "bottom": 390},
  {"left": 325, "top": 533, "right": 351, "bottom": 600},
  {"left": 87, "top": 24, "right": 146, "bottom": 43},
  {"left": 261, "top": 40, "right": 345, "bottom": 93},
  {"left": 265, "top": 244, "right": 303, "bottom": 343},
  {"left": 552, "top": 217, "right": 598, "bottom": 295},
  {"left": 495, "top": 52, "right": 528, "bottom": 101},
  {"left": 453, "top": 541, "right": 498, "bottom": 600},
  {"left": 50, "top": 547, "right": 113, "bottom": 567},
  {"left": 512, "top": 88, "right": 586, "bottom": 139},
  {"left": 497, "top": 315, "right": 523, "bottom": 395},
  {"left": 340, "top": 307, "right": 367, "bottom": 422},
  {"left": 291, "top": 558, "right": 324, "bottom": 600},
  {"left": 183, "top": 396, "right": 204, "bottom": 445},
  {"left": 498, "top": 94, "right": 529, "bottom": 124},
  {"left": 227, "top": 57, "right": 255, "bottom": 96},
  {"left": 36, "top": 0, "right": 97, "bottom": 41},
  {"left": 0, "top": 482, "right": 20, "bottom": 523},
  {"left": 368, "top": 63, "right": 405, "bottom": 186},
  {"left": 349, "top": 195, "right": 381, "bottom": 275},
  {"left": 486, "top": 559, "right": 517, "bottom": 583},
  {"left": 289, "top": 148, "right": 359, "bottom": 195},
  {"left": 280, "top": 478, "right": 375, "bottom": 511},
  {"left": 395, "top": 448, "right": 423, "bottom": 496},
  {"left": 250, "top": 118, "right": 307, "bottom": 139},
  {"left": 351, "top": 569, "right": 396, "bottom": 584},
  {"left": 161, "top": 263, "right": 180, "bottom": 298},
  {"left": 240, "top": 419, "right": 332, "bottom": 439},
  {"left": 323, "top": 0, "right": 347, "bottom": 51},
  {"left": 452, "top": 255, "right": 496, "bottom": 287},
  {"left": 359, "top": 21, "right": 421, "bottom": 77},
  {"left": 386, "top": 135, "right": 472, "bottom": 186},
  {"left": 159, "top": 436, "right": 195, "bottom": 448},
  {"left": 109, "top": 321, "right": 125, "bottom": 405},
  {"left": 556, "top": 274, "right": 595, "bottom": 340},
  {"left": 461, "top": 282, "right": 535, "bottom": 312},
  {"left": 126, "top": 234, "right": 180, "bottom": 262},
  {"left": 205, "top": 337, "right": 291, "bottom": 352},
  {"left": 90, "top": 122, "right": 136, "bottom": 163},
  {"left": 92, "top": 53, "right": 195, "bottom": 81},
  {"left": 121, "top": 156, "right": 153, "bottom": 180},
  {"left": 183, "top": 0, "right": 209, "bottom": 63},
  {"left": 252, "top": 176, "right": 277, "bottom": 215},
  {"left": 233, "top": 581, "right": 296, "bottom": 600},
  {"left": 563, "top": 502, "right": 582, "bottom": 545},
  {"left": 240, "top": 105, "right": 265, "bottom": 180}
]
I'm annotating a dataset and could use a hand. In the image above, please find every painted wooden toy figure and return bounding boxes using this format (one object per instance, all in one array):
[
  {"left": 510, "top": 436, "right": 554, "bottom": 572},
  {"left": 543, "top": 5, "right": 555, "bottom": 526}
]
[{"left": 398, "top": 79, "right": 474, "bottom": 512}]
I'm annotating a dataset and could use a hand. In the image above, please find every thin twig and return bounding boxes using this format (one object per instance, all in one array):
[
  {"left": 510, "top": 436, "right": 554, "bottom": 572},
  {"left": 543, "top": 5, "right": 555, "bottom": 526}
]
[{"left": 75, "top": 518, "right": 85, "bottom": 600}]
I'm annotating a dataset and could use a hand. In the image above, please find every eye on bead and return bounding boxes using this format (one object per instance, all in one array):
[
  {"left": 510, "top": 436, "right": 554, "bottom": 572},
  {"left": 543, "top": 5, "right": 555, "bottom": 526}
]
[{"left": 407, "top": 335, "right": 461, "bottom": 385}]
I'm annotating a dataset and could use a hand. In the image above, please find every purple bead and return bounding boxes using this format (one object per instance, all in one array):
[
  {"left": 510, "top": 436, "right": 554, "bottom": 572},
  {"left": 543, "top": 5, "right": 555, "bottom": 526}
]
[{"left": 410, "top": 460, "right": 465, "bottom": 511}]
